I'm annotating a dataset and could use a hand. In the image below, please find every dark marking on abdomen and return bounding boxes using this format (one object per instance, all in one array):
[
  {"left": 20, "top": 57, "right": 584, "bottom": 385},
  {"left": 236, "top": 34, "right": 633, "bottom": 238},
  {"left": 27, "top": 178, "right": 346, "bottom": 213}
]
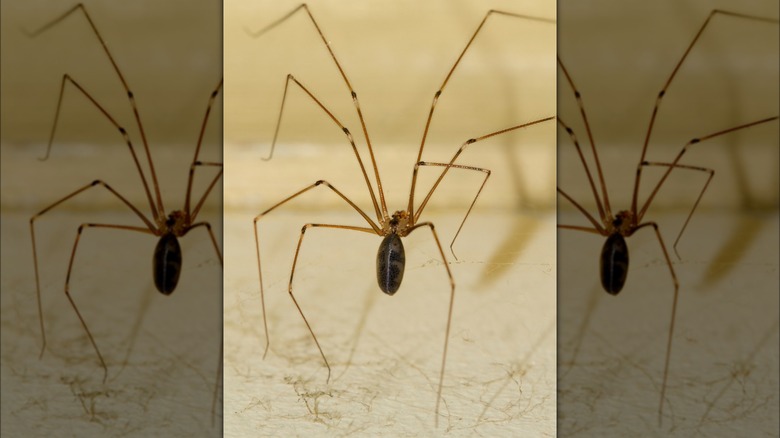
[
  {"left": 154, "top": 233, "right": 182, "bottom": 295},
  {"left": 600, "top": 233, "right": 629, "bottom": 295},
  {"left": 377, "top": 233, "right": 405, "bottom": 295}
]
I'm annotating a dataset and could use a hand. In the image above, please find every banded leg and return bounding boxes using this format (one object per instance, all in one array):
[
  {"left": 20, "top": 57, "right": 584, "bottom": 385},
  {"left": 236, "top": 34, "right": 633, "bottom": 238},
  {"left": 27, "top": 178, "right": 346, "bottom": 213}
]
[
  {"left": 36, "top": 73, "right": 160, "bottom": 221},
  {"left": 288, "top": 223, "right": 377, "bottom": 383},
  {"left": 558, "top": 57, "right": 612, "bottom": 220},
  {"left": 413, "top": 161, "right": 491, "bottom": 260},
  {"left": 557, "top": 117, "right": 608, "bottom": 224},
  {"left": 258, "top": 73, "right": 382, "bottom": 222},
  {"left": 640, "top": 161, "right": 715, "bottom": 258},
  {"left": 26, "top": 4, "right": 167, "bottom": 217},
  {"left": 411, "top": 116, "right": 555, "bottom": 222},
  {"left": 63, "top": 223, "right": 155, "bottom": 382},
  {"left": 415, "top": 10, "right": 555, "bottom": 164},
  {"left": 254, "top": 180, "right": 379, "bottom": 358},
  {"left": 637, "top": 116, "right": 778, "bottom": 222},
  {"left": 632, "top": 11, "right": 779, "bottom": 215},
  {"left": 30, "top": 180, "right": 154, "bottom": 358},
  {"left": 248, "top": 4, "right": 388, "bottom": 218},
  {"left": 184, "top": 78, "right": 224, "bottom": 219},
  {"left": 557, "top": 187, "right": 606, "bottom": 234},
  {"left": 187, "top": 162, "right": 224, "bottom": 223}
]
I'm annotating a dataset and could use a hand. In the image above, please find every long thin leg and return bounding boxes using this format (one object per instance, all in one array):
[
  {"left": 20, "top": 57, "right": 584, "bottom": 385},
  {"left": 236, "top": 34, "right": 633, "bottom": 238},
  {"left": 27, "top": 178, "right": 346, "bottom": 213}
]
[
  {"left": 186, "top": 221, "right": 223, "bottom": 426},
  {"left": 188, "top": 222, "right": 223, "bottom": 266},
  {"left": 406, "top": 222, "right": 455, "bottom": 428},
  {"left": 185, "top": 79, "right": 224, "bottom": 218},
  {"left": 637, "top": 116, "right": 778, "bottom": 222},
  {"left": 26, "top": 4, "right": 167, "bottom": 217},
  {"left": 558, "top": 57, "right": 612, "bottom": 219},
  {"left": 288, "top": 223, "right": 377, "bottom": 383},
  {"left": 631, "top": 10, "right": 779, "bottom": 216},
  {"left": 415, "top": 11, "right": 555, "bottom": 164},
  {"left": 37, "top": 74, "right": 160, "bottom": 222},
  {"left": 64, "top": 223, "right": 155, "bottom": 382},
  {"left": 558, "top": 224, "right": 603, "bottom": 235},
  {"left": 557, "top": 117, "right": 607, "bottom": 224},
  {"left": 30, "top": 180, "right": 155, "bottom": 358},
  {"left": 633, "top": 221, "right": 679, "bottom": 427},
  {"left": 188, "top": 161, "right": 223, "bottom": 223},
  {"left": 254, "top": 180, "right": 380, "bottom": 359},
  {"left": 410, "top": 117, "right": 554, "bottom": 222},
  {"left": 413, "top": 161, "right": 491, "bottom": 260},
  {"left": 557, "top": 188, "right": 606, "bottom": 234},
  {"left": 248, "top": 4, "right": 389, "bottom": 218},
  {"left": 641, "top": 161, "right": 715, "bottom": 258},
  {"left": 260, "top": 74, "right": 382, "bottom": 221}
]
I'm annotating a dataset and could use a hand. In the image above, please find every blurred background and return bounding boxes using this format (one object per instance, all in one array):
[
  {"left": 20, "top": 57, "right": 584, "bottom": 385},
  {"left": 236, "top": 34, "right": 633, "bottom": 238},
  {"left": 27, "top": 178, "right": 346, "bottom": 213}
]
[
  {"left": 1, "top": 1, "right": 223, "bottom": 436},
  {"left": 557, "top": 1, "right": 779, "bottom": 436}
]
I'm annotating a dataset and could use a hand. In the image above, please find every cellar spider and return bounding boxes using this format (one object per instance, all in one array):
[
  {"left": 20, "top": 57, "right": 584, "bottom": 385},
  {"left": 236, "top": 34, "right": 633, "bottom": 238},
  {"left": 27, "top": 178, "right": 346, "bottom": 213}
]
[
  {"left": 27, "top": 4, "right": 223, "bottom": 424},
  {"left": 249, "top": 5, "right": 554, "bottom": 426},
  {"left": 558, "top": 9, "right": 779, "bottom": 426}
]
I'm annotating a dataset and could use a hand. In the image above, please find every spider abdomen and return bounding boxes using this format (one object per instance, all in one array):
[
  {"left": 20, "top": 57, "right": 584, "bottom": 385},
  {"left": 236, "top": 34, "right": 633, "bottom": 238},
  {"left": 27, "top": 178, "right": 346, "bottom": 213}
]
[
  {"left": 377, "top": 233, "right": 405, "bottom": 295},
  {"left": 154, "top": 233, "right": 182, "bottom": 295},
  {"left": 600, "top": 233, "right": 629, "bottom": 295}
]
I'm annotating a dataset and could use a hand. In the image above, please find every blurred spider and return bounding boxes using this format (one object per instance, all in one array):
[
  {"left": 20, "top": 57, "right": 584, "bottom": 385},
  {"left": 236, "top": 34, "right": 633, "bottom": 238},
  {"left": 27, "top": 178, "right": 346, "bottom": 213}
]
[
  {"left": 557, "top": 9, "right": 778, "bottom": 425},
  {"left": 27, "top": 4, "right": 224, "bottom": 424}
]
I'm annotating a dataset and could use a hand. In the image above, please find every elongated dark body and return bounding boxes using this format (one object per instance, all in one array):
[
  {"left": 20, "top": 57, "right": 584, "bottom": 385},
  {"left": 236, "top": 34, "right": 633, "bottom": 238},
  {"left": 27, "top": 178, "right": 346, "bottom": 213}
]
[
  {"left": 153, "top": 233, "right": 182, "bottom": 295},
  {"left": 600, "top": 233, "right": 629, "bottom": 295},
  {"left": 377, "top": 233, "right": 405, "bottom": 295}
]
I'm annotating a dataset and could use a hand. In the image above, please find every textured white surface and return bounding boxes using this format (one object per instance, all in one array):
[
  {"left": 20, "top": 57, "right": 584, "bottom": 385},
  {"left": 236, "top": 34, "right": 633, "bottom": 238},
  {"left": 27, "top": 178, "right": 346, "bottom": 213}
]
[
  {"left": 556, "top": 1, "right": 779, "bottom": 436},
  {"left": 558, "top": 210, "right": 779, "bottom": 436},
  {"left": 224, "top": 210, "right": 556, "bottom": 436},
  {"left": 1, "top": 210, "right": 222, "bottom": 437}
]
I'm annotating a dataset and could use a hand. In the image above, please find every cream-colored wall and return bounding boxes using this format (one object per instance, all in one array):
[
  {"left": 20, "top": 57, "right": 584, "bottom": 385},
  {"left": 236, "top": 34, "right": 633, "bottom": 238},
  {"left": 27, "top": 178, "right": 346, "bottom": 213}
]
[
  {"left": 1, "top": 0, "right": 223, "bottom": 211},
  {"left": 224, "top": 0, "right": 557, "bottom": 212},
  {"left": 558, "top": 0, "right": 779, "bottom": 211}
]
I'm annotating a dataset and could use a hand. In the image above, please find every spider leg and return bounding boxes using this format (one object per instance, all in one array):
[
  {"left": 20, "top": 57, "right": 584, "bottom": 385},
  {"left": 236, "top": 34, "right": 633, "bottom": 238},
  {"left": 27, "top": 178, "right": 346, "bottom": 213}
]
[
  {"left": 38, "top": 74, "right": 161, "bottom": 221},
  {"left": 254, "top": 180, "right": 380, "bottom": 359},
  {"left": 415, "top": 10, "right": 555, "bottom": 164},
  {"left": 30, "top": 180, "right": 155, "bottom": 359},
  {"left": 633, "top": 221, "right": 679, "bottom": 426},
  {"left": 411, "top": 117, "right": 554, "bottom": 222},
  {"left": 637, "top": 116, "right": 778, "bottom": 222},
  {"left": 187, "top": 162, "right": 223, "bottom": 223},
  {"left": 632, "top": 11, "right": 779, "bottom": 215},
  {"left": 558, "top": 187, "right": 606, "bottom": 234},
  {"left": 558, "top": 224, "right": 603, "bottom": 235},
  {"left": 558, "top": 58, "right": 612, "bottom": 219},
  {"left": 248, "top": 5, "right": 388, "bottom": 218},
  {"left": 640, "top": 161, "right": 715, "bottom": 259},
  {"left": 26, "top": 4, "right": 168, "bottom": 217},
  {"left": 185, "top": 79, "right": 223, "bottom": 218},
  {"left": 288, "top": 223, "right": 377, "bottom": 383},
  {"left": 406, "top": 221, "right": 455, "bottom": 428},
  {"left": 412, "top": 161, "right": 490, "bottom": 260},
  {"left": 187, "top": 221, "right": 223, "bottom": 427},
  {"left": 557, "top": 117, "right": 608, "bottom": 223},
  {"left": 259, "top": 73, "right": 383, "bottom": 222},
  {"left": 63, "top": 223, "right": 155, "bottom": 383}
]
